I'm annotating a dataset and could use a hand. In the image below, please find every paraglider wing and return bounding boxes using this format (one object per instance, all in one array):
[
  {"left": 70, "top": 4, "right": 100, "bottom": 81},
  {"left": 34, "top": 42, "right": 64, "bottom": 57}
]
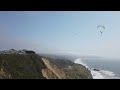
[
  {"left": 97, "top": 25, "right": 105, "bottom": 29},
  {"left": 97, "top": 25, "right": 105, "bottom": 36}
]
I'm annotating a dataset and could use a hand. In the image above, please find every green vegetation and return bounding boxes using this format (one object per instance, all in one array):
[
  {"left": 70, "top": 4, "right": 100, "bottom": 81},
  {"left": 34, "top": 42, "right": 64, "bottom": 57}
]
[
  {"left": 25, "top": 50, "right": 35, "bottom": 54},
  {"left": 0, "top": 54, "right": 46, "bottom": 79},
  {"left": 64, "top": 64, "right": 92, "bottom": 79}
]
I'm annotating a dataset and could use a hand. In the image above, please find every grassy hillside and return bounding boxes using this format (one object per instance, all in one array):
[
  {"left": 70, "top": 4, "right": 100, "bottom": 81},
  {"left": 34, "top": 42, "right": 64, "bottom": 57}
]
[
  {"left": 0, "top": 53, "right": 92, "bottom": 79},
  {"left": 0, "top": 54, "right": 46, "bottom": 79}
]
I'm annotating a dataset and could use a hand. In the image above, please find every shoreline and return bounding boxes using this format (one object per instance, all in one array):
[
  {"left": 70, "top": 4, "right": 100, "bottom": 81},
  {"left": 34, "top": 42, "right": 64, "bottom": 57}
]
[{"left": 74, "top": 58, "right": 120, "bottom": 79}]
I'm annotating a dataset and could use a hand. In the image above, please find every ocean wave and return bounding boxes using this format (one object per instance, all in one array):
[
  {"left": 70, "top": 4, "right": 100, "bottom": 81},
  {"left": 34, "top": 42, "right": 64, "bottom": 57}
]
[
  {"left": 74, "top": 58, "right": 89, "bottom": 68},
  {"left": 74, "top": 58, "right": 120, "bottom": 79}
]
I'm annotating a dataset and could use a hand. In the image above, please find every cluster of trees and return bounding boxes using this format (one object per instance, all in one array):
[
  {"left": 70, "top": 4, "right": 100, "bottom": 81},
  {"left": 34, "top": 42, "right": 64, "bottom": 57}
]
[{"left": 25, "top": 50, "right": 35, "bottom": 54}]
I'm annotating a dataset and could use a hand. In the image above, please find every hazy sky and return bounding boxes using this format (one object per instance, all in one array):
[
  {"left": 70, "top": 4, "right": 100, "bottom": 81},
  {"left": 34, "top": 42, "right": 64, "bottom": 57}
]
[{"left": 0, "top": 11, "right": 120, "bottom": 59}]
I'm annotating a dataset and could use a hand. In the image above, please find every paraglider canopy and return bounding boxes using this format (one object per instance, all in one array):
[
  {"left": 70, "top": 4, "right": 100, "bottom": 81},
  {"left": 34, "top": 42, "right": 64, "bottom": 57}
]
[
  {"left": 97, "top": 25, "right": 105, "bottom": 29},
  {"left": 97, "top": 25, "right": 105, "bottom": 36}
]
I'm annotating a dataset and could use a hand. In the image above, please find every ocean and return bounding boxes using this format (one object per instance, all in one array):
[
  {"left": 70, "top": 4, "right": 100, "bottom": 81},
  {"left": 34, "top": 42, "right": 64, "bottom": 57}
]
[{"left": 74, "top": 58, "right": 120, "bottom": 79}]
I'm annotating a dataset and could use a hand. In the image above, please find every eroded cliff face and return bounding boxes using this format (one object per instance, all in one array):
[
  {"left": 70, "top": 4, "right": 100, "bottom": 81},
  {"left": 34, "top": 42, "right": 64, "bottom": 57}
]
[
  {"left": 41, "top": 58, "right": 92, "bottom": 79},
  {"left": 41, "top": 58, "right": 67, "bottom": 79},
  {"left": 0, "top": 68, "right": 12, "bottom": 79}
]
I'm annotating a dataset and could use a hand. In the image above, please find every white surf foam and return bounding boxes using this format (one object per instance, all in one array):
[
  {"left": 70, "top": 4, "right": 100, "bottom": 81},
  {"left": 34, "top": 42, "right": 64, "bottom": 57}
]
[
  {"left": 74, "top": 58, "right": 88, "bottom": 68},
  {"left": 74, "top": 58, "right": 120, "bottom": 79}
]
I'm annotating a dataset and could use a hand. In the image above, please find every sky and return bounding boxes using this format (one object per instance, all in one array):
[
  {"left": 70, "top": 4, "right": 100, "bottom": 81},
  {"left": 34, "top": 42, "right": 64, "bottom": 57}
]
[{"left": 0, "top": 11, "right": 120, "bottom": 59}]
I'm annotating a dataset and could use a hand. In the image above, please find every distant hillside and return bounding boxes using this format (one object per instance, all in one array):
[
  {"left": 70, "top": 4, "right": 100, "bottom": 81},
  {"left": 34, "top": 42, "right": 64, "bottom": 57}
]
[
  {"left": 0, "top": 49, "right": 35, "bottom": 54},
  {"left": 0, "top": 49, "right": 92, "bottom": 79},
  {"left": 38, "top": 53, "right": 102, "bottom": 62}
]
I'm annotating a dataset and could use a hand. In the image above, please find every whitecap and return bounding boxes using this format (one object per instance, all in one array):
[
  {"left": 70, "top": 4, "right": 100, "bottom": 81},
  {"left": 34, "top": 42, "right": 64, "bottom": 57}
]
[{"left": 74, "top": 58, "right": 120, "bottom": 79}]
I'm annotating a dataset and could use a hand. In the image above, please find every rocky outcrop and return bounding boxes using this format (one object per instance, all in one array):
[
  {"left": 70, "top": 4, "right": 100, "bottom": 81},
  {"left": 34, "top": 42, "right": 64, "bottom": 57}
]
[{"left": 0, "top": 68, "right": 12, "bottom": 79}]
